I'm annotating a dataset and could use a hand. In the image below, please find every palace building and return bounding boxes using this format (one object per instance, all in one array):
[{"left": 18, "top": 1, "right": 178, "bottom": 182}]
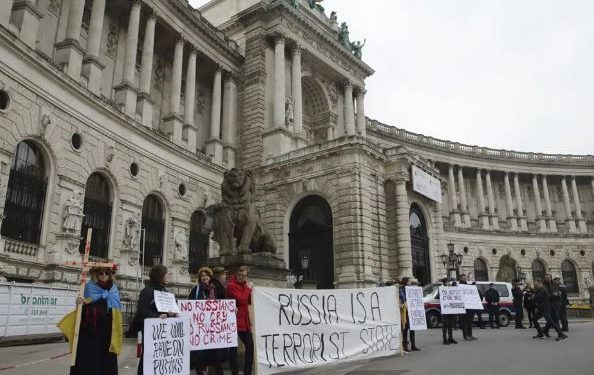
[{"left": 0, "top": 0, "right": 592, "bottom": 303}]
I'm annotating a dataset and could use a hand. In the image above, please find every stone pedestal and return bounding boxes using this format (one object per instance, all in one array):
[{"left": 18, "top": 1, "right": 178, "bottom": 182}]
[
  {"left": 205, "top": 138, "right": 224, "bottom": 165},
  {"left": 82, "top": 55, "right": 105, "bottom": 95},
  {"left": 262, "top": 127, "right": 294, "bottom": 159},
  {"left": 54, "top": 39, "right": 84, "bottom": 80},
  {"left": 136, "top": 93, "right": 154, "bottom": 128},
  {"left": 295, "top": 279, "right": 318, "bottom": 290},
  {"left": 114, "top": 82, "right": 138, "bottom": 118},
  {"left": 213, "top": 253, "right": 288, "bottom": 288},
  {"left": 223, "top": 145, "right": 236, "bottom": 168},
  {"left": 11, "top": 0, "right": 41, "bottom": 49},
  {"left": 184, "top": 124, "right": 197, "bottom": 153},
  {"left": 162, "top": 113, "right": 184, "bottom": 146}
]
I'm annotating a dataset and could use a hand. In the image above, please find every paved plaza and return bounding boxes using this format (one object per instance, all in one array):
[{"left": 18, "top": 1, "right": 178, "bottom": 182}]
[{"left": 1, "top": 321, "right": 592, "bottom": 375}]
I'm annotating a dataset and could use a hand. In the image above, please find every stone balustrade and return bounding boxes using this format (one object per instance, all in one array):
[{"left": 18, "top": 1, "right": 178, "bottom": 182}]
[{"left": 3, "top": 239, "right": 38, "bottom": 257}]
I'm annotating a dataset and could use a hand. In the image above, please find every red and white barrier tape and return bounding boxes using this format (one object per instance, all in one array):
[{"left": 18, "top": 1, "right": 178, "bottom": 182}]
[{"left": 0, "top": 352, "right": 70, "bottom": 371}]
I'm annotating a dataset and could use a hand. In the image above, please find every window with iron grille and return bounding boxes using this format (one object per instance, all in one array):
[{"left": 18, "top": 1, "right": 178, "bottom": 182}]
[
  {"left": 79, "top": 173, "right": 112, "bottom": 258},
  {"left": 1, "top": 141, "right": 47, "bottom": 244},
  {"left": 532, "top": 259, "right": 546, "bottom": 282},
  {"left": 561, "top": 260, "right": 579, "bottom": 294},
  {"left": 140, "top": 195, "right": 164, "bottom": 267},
  {"left": 474, "top": 258, "right": 489, "bottom": 281}
]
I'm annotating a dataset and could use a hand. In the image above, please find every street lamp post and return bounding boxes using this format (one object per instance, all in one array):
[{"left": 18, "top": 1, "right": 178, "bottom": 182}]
[{"left": 441, "top": 242, "right": 463, "bottom": 280}]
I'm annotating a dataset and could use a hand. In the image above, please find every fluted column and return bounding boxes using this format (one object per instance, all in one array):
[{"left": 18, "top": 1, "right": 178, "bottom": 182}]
[
  {"left": 0, "top": 0, "right": 14, "bottom": 28},
  {"left": 137, "top": 11, "right": 156, "bottom": 127},
  {"left": 206, "top": 67, "right": 224, "bottom": 165},
  {"left": 356, "top": 90, "right": 366, "bottom": 137},
  {"left": 222, "top": 75, "right": 238, "bottom": 167},
  {"left": 448, "top": 165, "right": 462, "bottom": 228},
  {"left": 291, "top": 46, "right": 303, "bottom": 134},
  {"left": 561, "top": 177, "right": 577, "bottom": 233},
  {"left": 514, "top": 173, "right": 527, "bottom": 231},
  {"left": 114, "top": 0, "right": 141, "bottom": 116},
  {"left": 162, "top": 37, "right": 184, "bottom": 146},
  {"left": 82, "top": 0, "right": 106, "bottom": 95},
  {"left": 571, "top": 177, "right": 587, "bottom": 233},
  {"left": 54, "top": 0, "right": 84, "bottom": 78},
  {"left": 344, "top": 83, "right": 356, "bottom": 136},
  {"left": 395, "top": 178, "right": 414, "bottom": 278},
  {"left": 457, "top": 167, "right": 471, "bottom": 227},
  {"left": 532, "top": 175, "right": 547, "bottom": 232},
  {"left": 184, "top": 48, "right": 197, "bottom": 152},
  {"left": 274, "top": 36, "right": 286, "bottom": 128},
  {"left": 485, "top": 171, "right": 499, "bottom": 229},
  {"left": 504, "top": 172, "right": 518, "bottom": 231},
  {"left": 542, "top": 176, "right": 557, "bottom": 232},
  {"left": 476, "top": 170, "right": 489, "bottom": 229}
]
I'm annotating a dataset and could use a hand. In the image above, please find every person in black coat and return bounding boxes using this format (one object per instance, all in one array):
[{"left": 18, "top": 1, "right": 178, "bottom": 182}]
[
  {"left": 532, "top": 280, "right": 567, "bottom": 341},
  {"left": 512, "top": 279, "right": 526, "bottom": 329},
  {"left": 440, "top": 279, "right": 458, "bottom": 345},
  {"left": 554, "top": 277, "right": 570, "bottom": 332},
  {"left": 484, "top": 283, "right": 500, "bottom": 329},
  {"left": 458, "top": 275, "right": 477, "bottom": 341},
  {"left": 135, "top": 265, "right": 177, "bottom": 375},
  {"left": 523, "top": 281, "right": 536, "bottom": 328},
  {"left": 543, "top": 273, "right": 561, "bottom": 336},
  {"left": 473, "top": 282, "right": 485, "bottom": 329}
]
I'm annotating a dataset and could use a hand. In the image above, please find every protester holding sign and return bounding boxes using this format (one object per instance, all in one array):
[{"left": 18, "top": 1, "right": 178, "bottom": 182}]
[
  {"left": 458, "top": 274, "right": 477, "bottom": 341},
  {"left": 399, "top": 278, "right": 420, "bottom": 352},
  {"left": 187, "top": 267, "right": 227, "bottom": 375},
  {"left": 226, "top": 266, "right": 254, "bottom": 375},
  {"left": 439, "top": 279, "right": 459, "bottom": 345},
  {"left": 136, "top": 265, "right": 178, "bottom": 375},
  {"left": 58, "top": 264, "right": 122, "bottom": 375}
]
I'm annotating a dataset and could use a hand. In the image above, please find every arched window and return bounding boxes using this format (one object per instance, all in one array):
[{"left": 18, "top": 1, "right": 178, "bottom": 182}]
[
  {"left": 1, "top": 141, "right": 47, "bottom": 244},
  {"left": 561, "top": 260, "right": 579, "bottom": 294},
  {"left": 79, "top": 173, "right": 112, "bottom": 258},
  {"left": 141, "top": 195, "right": 164, "bottom": 267},
  {"left": 189, "top": 210, "right": 209, "bottom": 274},
  {"left": 474, "top": 258, "right": 489, "bottom": 281},
  {"left": 410, "top": 204, "right": 430, "bottom": 285},
  {"left": 531, "top": 259, "right": 546, "bottom": 282}
]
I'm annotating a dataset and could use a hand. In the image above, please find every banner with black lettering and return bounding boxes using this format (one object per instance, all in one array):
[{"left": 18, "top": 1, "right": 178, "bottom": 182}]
[
  {"left": 143, "top": 316, "right": 190, "bottom": 375},
  {"left": 178, "top": 299, "right": 238, "bottom": 350},
  {"left": 253, "top": 286, "right": 401, "bottom": 375},
  {"left": 405, "top": 286, "right": 427, "bottom": 331}
]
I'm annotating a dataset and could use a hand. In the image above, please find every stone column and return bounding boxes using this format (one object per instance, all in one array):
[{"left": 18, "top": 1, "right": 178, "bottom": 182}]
[
  {"left": 137, "top": 11, "right": 156, "bottom": 128},
  {"left": 561, "top": 177, "right": 577, "bottom": 233},
  {"left": 54, "top": 0, "right": 84, "bottom": 78},
  {"left": 457, "top": 166, "right": 471, "bottom": 227},
  {"left": 514, "top": 173, "right": 527, "bottom": 231},
  {"left": 504, "top": 172, "right": 518, "bottom": 231},
  {"left": 485, "top": 170, "right": 499, "bottom": 229},
  {"left": 356, "top": 90, "right": 366, "bottom": 137},
  {"left": 476, "top": 169, "right": 489, "bottom": 229},
  {"left": 395, "top": 178, "right": 414, "bottom": 278},
  {"left": 273, "top": 36, "right": 286, "bottom": 128},
  {"left": 0, "top": 0, "right": 14, "bottom": 28},
  {"left": 448, "top": 165, "right": 462, "bottom": 228},
  {"left": 114, "top": 0, "right": 141, "bottom": 117},
  {"left": 206, "top": 67, "right": 224, "bottom": 165},
  {"left": 82, "top": 0, "right": 106, "bottom": 95},
  {"left": 291, "top": 46, "right": 303, "bottom": 134},
  {"left": 571, "top": 177, "right": 587, "bottom": 233},
  {"left": 344, "top": 83, "right": 356, "bottom": 136},
  {"left": 532, "top": 175, "right": 547, "bottom": 232},
  {"left": 222, "top": 74, "right": 238, "bottom": 167},
  {"left": 542, "top": 176, "right": 557, "bottom": 232},
  {"left": 162, "top": 37, "right": 184, "bottom": 146},
  {"left": 184, "top": 47, "right": 197, "bottom": 152}
]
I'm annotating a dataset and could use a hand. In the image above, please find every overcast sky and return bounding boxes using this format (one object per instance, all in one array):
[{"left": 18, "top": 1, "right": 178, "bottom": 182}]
[{"left": 190, "top": 0, "right": 594, "bottom": 155}]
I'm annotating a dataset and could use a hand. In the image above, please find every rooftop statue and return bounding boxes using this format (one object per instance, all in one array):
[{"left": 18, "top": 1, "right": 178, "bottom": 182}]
[
  {"left": 289, "top": 0, "right": 299, "bottom": 9},
  {"left": 339, "top": 22, "right": 350, "bottom": 49},
  {"left": 350, "top": 39, "right": 366, "bottom": 59},
  {"left": 329, "top": 11, "right": 339, "bottom": 31},
  {"left": 307, "top": 0, "right": 324, "bottom": 12}
]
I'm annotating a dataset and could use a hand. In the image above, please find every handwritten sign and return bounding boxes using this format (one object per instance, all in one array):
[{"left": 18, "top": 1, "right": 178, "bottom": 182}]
[
  {"left": 154, "top": 291, "right": 180, "bottom": 314},
  {"left": 178, "top": 299, "right": 238, "bottom": 350},
  {"left": 405, "top": 286, "right": 427, "bottom": 331},
  {"left": 143, "top": 316, "right": 190, "bottom": 375},
  {"left": 439, "top": 286, "right": 466, "bottom": 314},
  {"left": 253, "top": 286, "right": 401, "bottom": 375},
  {"left": 459, "top": 285, "right": 484, "bottom": 310}
]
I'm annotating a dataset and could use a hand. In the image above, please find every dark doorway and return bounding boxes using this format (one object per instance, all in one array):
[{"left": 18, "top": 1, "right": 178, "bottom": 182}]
[
  {"left": 79, "top": 173, "right": 112, "bottom": 259},
  {"left": 410, "top": 204, "right": 431, "bottom": 285},
  {"left": 189, "top": 210, "right": 209, "bottom": 275},
  {"left": 289, "top": 195, "right": 333, "bottom": 289},
  {"left": 140, "top": 195, "right": 164, "bottom": 267}
]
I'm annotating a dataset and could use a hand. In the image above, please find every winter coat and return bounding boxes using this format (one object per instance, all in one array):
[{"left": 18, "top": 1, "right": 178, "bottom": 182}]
[
  {"left": 512, "top": 286, "right": 523, "bottom": 307},
  {"left": 485, "top": 288, "right": 500, "bottom": 304},
  {"left": 132, "top": 283, "right": 167, "bottom": 335},
  {"left": 544, "top": 280, "right": 560, "bottom": 305},
  {"left": 534, "top": 286, "right": 550, "bottom": 312},
  {"left": 523, "top": 289, "right": 535, "bottom": 310},
  {"left": 226, "top": 275, "right": 252, "bottom": 332}
]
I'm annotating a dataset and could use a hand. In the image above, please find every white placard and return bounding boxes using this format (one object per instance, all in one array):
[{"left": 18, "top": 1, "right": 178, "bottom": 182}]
[
  {"left": 459, "top": 285, "right": 484, "bottom": 310},
  {"left": 253, "top": 286, "right": 401, "bottom": 375},
  {"left": 143, "top": 316, "right": 190, "bottom": 375},
  {"left": 405, "top": 286, "right": 427, "bottom": 331},
  {"left": 412, "top": 165, "right": 442, "bottom": 203},
  {"left": 154, "top": 290, "right": 180, "bottom": 314},
  {"left": 178, "top": 299, "right": 238, "bottom": 351},
  {"left": 439, "top": 286, "right": 466, "bottom": 314}
]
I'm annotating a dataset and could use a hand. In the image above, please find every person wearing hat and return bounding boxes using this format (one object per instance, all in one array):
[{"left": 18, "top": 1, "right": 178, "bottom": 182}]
[
  {"left": 485, "top": 283, "right": 501, "bottom": 329},
  {"left": 58, "top": 263, "right": 123, "bottom": 375},
  {"left": 212, "top": 266, "right": 228, "bottom": 298},
  {"left": 188, "top": 267, "right": 226, "bottom": 375}
]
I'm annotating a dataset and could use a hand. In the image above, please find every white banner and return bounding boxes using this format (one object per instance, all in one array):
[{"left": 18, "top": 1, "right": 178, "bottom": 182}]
[
  {"left": 412, "top": 165, "right": 442, "bottom": 203},
  {"left": 405, "top": 286, "right": 427, "bottom": 331},
  {"left": 154, "top": 291, "right": 180, "bottom": 314},
  {"left": 253, "top": 286, "right": 401, "bottom": 375},
  {"left": 459, "top": 285, "right": 484, "bottom": 310},
  {"left": 178, "top": 299, "right": 238, "bottom": 351},
  {"left": 439, "top": 286, "right": 466, "bottom": 314},
  {"left": 143, "top": 316, "right": 191, "bottom": 375}
]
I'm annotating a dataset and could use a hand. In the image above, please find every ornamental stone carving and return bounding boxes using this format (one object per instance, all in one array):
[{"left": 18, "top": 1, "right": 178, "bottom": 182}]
[
  {"left": 106, "top": 22, "right": 119, "bottom": 58},
  {"left": 174, "top": 229, "right": 188, "bottom": 262},
  {"left": 62, "top": 191, "right": 84, "bottom": 235},
  {"left": 123, "top": 212, "right": 141, "bottom": 251}
]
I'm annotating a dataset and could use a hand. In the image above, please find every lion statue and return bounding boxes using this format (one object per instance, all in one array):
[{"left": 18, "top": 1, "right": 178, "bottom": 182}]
[{"left": 208, "top": 169, "right": 277, "bottom": 255}]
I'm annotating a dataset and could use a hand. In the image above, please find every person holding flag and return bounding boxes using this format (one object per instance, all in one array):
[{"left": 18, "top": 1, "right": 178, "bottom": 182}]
[{"left": 58, "top": 264, "right": 123, "bottom": 375}]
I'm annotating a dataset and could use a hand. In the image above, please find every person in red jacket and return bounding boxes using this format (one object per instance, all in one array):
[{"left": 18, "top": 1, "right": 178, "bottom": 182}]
[{"left": 226, "top": 265, "right": 253, "bottom": 375}]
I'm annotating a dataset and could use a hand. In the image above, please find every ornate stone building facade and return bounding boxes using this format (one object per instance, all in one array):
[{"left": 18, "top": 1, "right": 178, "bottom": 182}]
[{"left": 0, "top": 0, "right": 592, "bottom": 302}]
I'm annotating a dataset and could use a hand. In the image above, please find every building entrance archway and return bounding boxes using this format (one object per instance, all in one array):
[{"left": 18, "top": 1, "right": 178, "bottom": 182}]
[
  {"left": 410, "top": 204, "right": 431, "bottom": 285},
  {"left": 289, "top": 195, "right": 333, "bottom": 289}
]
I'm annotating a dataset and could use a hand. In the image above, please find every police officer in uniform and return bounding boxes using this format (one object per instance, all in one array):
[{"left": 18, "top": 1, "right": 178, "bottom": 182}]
[{"left": 485, "top": 283, "right": 501, "bottom": 329}]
